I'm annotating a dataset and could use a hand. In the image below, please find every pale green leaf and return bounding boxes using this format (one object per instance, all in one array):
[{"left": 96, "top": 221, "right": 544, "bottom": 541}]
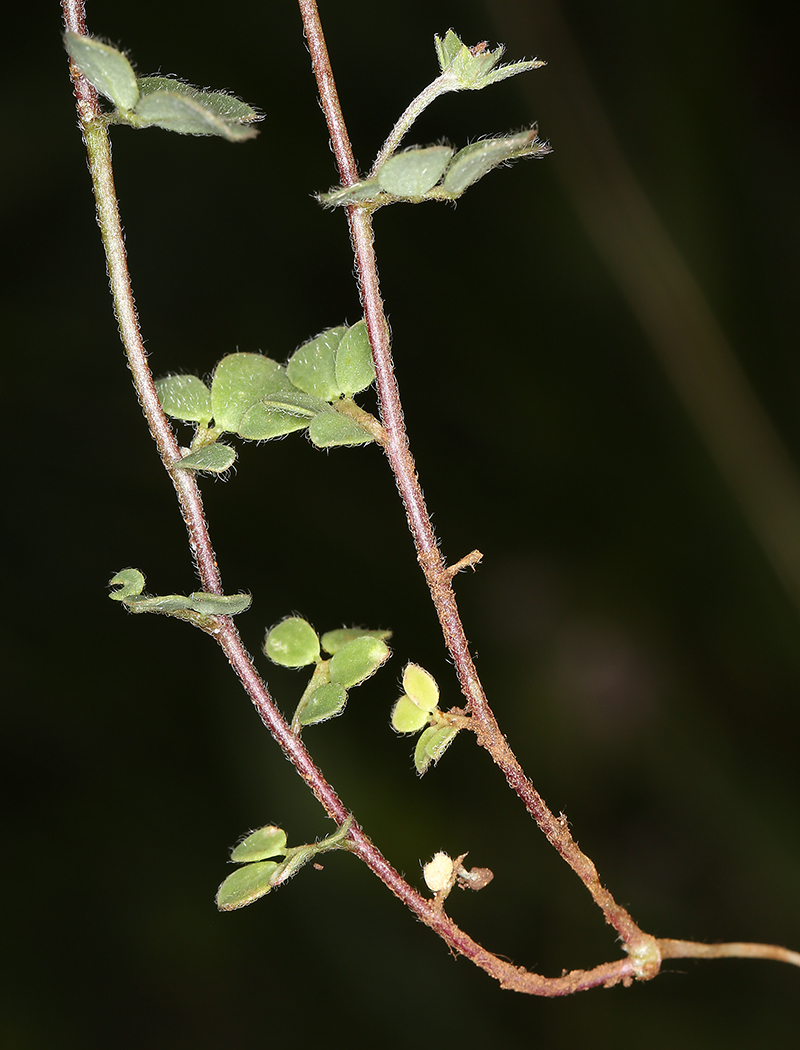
[
  {"left": 230, "top": 825, "right": 288, "bottom": 863},
  {"left": 155, "top": 374, "right": 213, "bottom": 423},
  {"left": 297, "top": 683, "right": 348, "bottom": 726},
  {"left": 173, "top": 444, "right": 236, "bottom": 473},
  {"left": 211, "top": 353, "right": 293, "bottom": 434},
  {"left": 321, "top": 627, "right": 392, "bottom": 655},
  {"left": 391, "top": 695, "right": 432, "bottom": 734},
  {"left": 264, "top": 617, "right": 320, "bottom": 668},
  {"left": 402, "top": 663, "right": 439, "bottom": 712},
  {"left": 377, "top": 147, "right": 453, "bottom": 200},
  {"left": 308, "top": 409, "right": 375, "bottom": 448},
  {"left": 414, "top": 723, "right": 458, "bottom": 775},
  {"left": 335, "top": 321, "right": 375, "bottom": 396},
  {"left": 216, "top": 860, "right": 281, "bottom": 910},
  {"left": 329, "top": 637, "right": 390, "bottom": 688},
  {"left": 237, "top": 390, "right": 326, "bottom": 440},
  {"left": 64, "top": 32, "right": 139, "bottom": 111},
  {"left": 286, "top": 328, "right": 347, "bottom": 401}
]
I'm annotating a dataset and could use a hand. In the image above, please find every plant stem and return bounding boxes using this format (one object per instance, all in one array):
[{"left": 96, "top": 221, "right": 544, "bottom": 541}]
[
  {"left": 297, "top": 0, "right": 646, "bottom": 948},
  {"left": 65, "top": 0, "right": 649, "bottom": 997},
  {"left": 296, "top": 0, "right": 800, "bottom": 978},
  {"left": 369, "top": 74, "right": 454, "bottom": 175}
]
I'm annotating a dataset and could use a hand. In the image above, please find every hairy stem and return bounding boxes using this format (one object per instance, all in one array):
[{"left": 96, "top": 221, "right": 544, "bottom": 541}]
[
  {"left": 297, "top": 0, "right": 646, "bottom": 949},
  {"left": 370, "top": 73, "right": 454, "bottom": 174},
  {"left": 64, "top": 0, "right": 650, "bottom": 997}
]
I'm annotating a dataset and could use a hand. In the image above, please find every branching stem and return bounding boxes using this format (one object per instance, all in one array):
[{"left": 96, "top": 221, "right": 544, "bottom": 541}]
[{"left": 62, "top": 0, "right": 799, "bottom": 1000}]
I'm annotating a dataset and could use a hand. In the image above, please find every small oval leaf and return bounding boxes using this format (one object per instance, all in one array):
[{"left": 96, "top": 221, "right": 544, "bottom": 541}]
[
  {"left": 211, "top": 354, "right": 293, "bottom": 434},
  {"left": 237, "top": 390, "right": 326, "bottom": 440},
  {"left": 231, "top": 825, "right": 288, "bottom": 863},
  {"left": 134, "top": 78, "right": 261, "bottom": 140},
  {"left": 321, "top": 627, "right": 392, "bottom": 655},
  {"left": 308, "top": 409, "right": 375, "bottom": 448},
  {"left": 334, "top": 321, "right": 375, "bottom": 396},
  {"left": 64, "top": 32, "right": 139, "bottom": 111},
  {"left": 402, "top": 664, "right": 439, "bottom": 712},
  {"left": 286, "top": 328, "right": 346, "bottom": 401},
  {"left": 298, "top": 683, "right": 348, "bottom": 726},
  {"left": 414, "top": 723, "right": 458, "bottom": 775},
  {"left": 216, "top": 860, "right": 281, "bottom": 911},
  {"left": 173, "top": 444, "right": 236, "bottom": 473},
  {"left": 264, "top": 617, "right": 320, "bottom": 668},
  {"left": 156, "top": 374, "right": 213, "bottom": 423},
  {"left": 329, "top": 637, "right": 390, "bottom": 689},
  {"left": 187, "top": 591, "right": 251, "bottom": 616},
  {"left": 377, "top": 147, "right": 453, "bottom": 199},
  {"left": 391, "top": 695, "right": 431, "bottom": 734}
]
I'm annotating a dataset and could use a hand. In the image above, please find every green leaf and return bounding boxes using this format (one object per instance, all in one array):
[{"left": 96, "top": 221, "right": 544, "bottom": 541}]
[
  {"left": 433, "top": 30, "right": 545, "bottom": 91},
  {"left": 403, "top": 663, "right": 439, "bottom": 711},
  {"left": 377, "top": 147, "right": 453, "bottom": 200},
  {"left": 442, "top": 129, "right": 546, "bottom": 196},
  {"left": 64, "top": 32, "right": 139, "bottom": 111},
  {"left": 318, "top": 178, "right": 383, "bottom": 208},
  {"left": 264, "top": 617, "right": 320, "bottom": 668},
  {"left": 286, "top": 328, "right": 347, "bottom": 401},
  {"left": 329, "top": 637, "right": 390, "bottom": 689},
  {"left": 237, "top": 390, "right": 326, "bottom": 440},
  {"left": 211, "top": 353, "right": 293, "bottom": 434},
  {"left": 134, "top": 77, "right": 262, "bottom": 140},
  {"left": 173, "top": 444, "right": 236, "bottom": 473},
  {"left": 108, "top": 568, "right": 146, "bottom": 601},
  {"left": 297, "top": 683, "right": 348, "bottom": 726},
  {"left": 186, "top": 591, "right": 251, "bottom": 615},
  {"left": 414, "top": 723, "right": 458, "bottom": 775},
  {"left": 230, "top": 825, "right": 288, "bottom": 863},
  {"left": 391, "top": 695, "right": 432, "bottom": 734},
  {"left": 155, "top": 374, "right": 213, "bottom": 424},
  {"left": 335, "top": 321, "right": 375, "bottom": 396},
  {"left": 216, "top": 860, "right": 281, "bottom": 910},
  {"left": 321, "top": 627, "right": 392, "bottom": 655},
  {"left": 308, "top": 408, "right": 375, "bottom": 448}
]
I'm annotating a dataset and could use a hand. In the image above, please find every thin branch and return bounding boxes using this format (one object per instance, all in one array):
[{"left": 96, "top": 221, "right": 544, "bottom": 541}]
[
  {"left": 297, "top": 0, "right": 648, "bottom": 951},
  {"left": 659, "top": 939, "right": 800, "bottom": 969}
]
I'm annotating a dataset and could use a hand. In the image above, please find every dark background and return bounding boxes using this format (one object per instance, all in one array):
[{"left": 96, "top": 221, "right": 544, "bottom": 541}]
[{"left": 4, "top": 1, "right": 800, "bottom": 1046}]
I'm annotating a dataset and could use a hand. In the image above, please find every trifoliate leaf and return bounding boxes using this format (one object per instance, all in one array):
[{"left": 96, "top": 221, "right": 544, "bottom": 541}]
[
  {"left": 211, "top": 353, "right": 294, "bottom": 434},
  {"left": 173, "top": 444, "right": 236, "bottom": 473},
  {"left": 155, "top": 374, "right": 213, "bottom": 424},
  {"left": 329, "top": 637, "right": 390, "bottom": 689},
  {"left": 414, "top": 723, "right": 458, "bottom": 775},
  {"left": 230, "top": 825, "right": 288, "bottom": 863},
  {"left": 64, "top": 32, "right": 139, "bottom": 111},
  {"left": 286, "top": 328, "right": 347, "bottom": 401},
  {"left": 377, "top": 147, "right": 453, "bottom": 200},
  {"left": 334, "top": 321, "right": 375, "bottom": 396},
  {"left": 297, "top": 683, "right": 348, "bottom": 726},
  {"left": 216, "top": 860, "right": 281, "bottom": 910},
  {"left": 264, "top": 617, "right": 320, "bottom": 668},
  {"left": 321, "top": 628, "right": 392, "bottom": 655},
  {"left": 433, "top": 30, "right": 545, "bottom": 91}
]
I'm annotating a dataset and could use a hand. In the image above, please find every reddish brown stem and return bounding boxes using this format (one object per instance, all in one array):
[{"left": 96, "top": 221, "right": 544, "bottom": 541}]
[{"left": 297, "top": 0, "right": 648, "bottom": 949}]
